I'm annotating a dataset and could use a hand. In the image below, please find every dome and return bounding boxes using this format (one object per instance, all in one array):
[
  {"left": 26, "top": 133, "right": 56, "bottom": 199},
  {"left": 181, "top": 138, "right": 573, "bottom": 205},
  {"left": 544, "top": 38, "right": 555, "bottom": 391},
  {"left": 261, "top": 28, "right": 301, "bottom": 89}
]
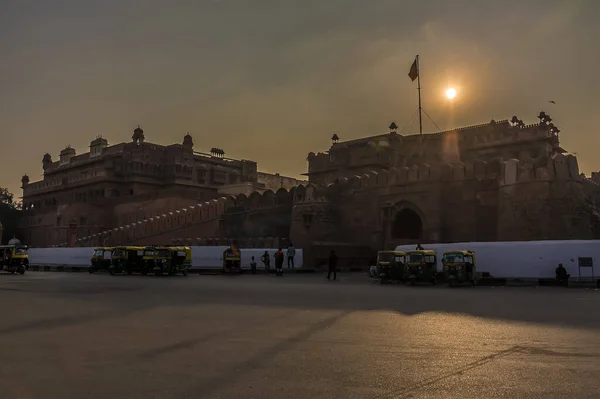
[
  {"left": 183, "top": 133, "right": 194, "bottom": 147},
  {"left": 8, "top": 237, "right": 21, "bottom": 246}
]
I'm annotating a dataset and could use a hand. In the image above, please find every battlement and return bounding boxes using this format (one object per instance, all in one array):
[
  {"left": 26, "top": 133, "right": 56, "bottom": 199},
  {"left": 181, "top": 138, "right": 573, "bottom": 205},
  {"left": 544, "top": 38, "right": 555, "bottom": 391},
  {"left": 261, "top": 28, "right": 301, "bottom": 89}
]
[{"left": 296, "top": 153, "right": 582, "bottom": 198}]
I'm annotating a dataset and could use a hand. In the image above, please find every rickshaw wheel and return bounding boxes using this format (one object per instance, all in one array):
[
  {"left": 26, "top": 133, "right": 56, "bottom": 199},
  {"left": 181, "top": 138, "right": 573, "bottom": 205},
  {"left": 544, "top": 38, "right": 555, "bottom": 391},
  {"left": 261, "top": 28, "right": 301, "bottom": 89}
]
[
  {"left": 18, "top": 267, "right": 25, "bottom": 275},
  {"left": 89, "top": 267, "right": 94, "bottom": 274},
  {"left": 109, "top": 269, "right": 115, "bottom": 276},
  {"left": 182, "top": 269, "right": 188, "bottom": 276},
  {"left": 154, "top": 271, "right": 161, "bottom": 277}
]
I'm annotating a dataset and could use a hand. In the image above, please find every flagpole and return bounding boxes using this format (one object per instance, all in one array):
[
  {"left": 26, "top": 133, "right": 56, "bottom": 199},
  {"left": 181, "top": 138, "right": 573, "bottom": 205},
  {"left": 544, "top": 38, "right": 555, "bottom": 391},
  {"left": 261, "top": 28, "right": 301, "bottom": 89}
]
[{"left": 416, "top": 55, "right": 422, "bottom": 135}]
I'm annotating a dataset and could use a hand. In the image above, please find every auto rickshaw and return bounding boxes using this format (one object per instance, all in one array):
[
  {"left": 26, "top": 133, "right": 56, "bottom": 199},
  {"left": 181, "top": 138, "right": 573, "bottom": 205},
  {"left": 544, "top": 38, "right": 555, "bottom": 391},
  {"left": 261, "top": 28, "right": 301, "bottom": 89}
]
[
  {"left": 404, "top": 250, "right": 437, "bottom": 285},
  {"left": 143, "top": 246, "right": 157, "bottom": 275},
  {"left": 109, "top": 246, "right": 146, "bottom": 275},
  {"left": 222, "top": 246, "right": 242, "bottom": 274},
  {"left": 0, "top": 245, "right": 29, "bottom": 274},
  {"left": 89, "top": 247, "right": 114, "bottom": 273},
  {"left": 376, "top": 250, "right": 405, "bottom": 283},
  {"left": 442, "top": 250, "right": 477, "bottom": 287},
  {"left": 153, "top": 246, "right": 191, "bottom": 276}
]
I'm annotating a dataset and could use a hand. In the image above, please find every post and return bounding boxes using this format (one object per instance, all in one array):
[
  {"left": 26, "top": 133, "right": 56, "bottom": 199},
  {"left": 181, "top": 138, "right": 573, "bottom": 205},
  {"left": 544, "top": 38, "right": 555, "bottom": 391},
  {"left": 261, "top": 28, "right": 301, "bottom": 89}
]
[{"left": 417, "top": 55, "right": 423, "bottom": 135}]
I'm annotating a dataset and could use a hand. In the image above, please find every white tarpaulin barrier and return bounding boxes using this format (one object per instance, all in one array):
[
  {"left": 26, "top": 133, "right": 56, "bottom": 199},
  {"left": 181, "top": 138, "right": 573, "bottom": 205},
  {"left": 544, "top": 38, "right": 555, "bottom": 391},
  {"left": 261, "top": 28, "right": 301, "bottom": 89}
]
[
  {"left": 395, "top": 240, "right": 600, "bottom": 278},
  {"left": 28, "top": 247, "right": 303, "bottom": 269}
]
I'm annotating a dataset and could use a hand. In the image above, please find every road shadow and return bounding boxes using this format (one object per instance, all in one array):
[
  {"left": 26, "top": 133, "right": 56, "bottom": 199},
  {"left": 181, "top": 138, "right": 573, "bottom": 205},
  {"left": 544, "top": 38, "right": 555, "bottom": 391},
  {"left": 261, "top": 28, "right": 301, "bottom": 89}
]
[
  {"left": 2, "top": 273, "right": 599, "bottom": 334},
  {"left": 133, "top": 274, "right": 600, "bottom": 332}
]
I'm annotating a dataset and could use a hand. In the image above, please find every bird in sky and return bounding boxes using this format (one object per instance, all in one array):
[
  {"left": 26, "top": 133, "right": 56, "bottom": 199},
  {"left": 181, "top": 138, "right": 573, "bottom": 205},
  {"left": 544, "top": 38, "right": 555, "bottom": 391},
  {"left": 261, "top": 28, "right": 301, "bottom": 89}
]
[{"left": 549, "top": 100, "right": 556, "bottom": 104}]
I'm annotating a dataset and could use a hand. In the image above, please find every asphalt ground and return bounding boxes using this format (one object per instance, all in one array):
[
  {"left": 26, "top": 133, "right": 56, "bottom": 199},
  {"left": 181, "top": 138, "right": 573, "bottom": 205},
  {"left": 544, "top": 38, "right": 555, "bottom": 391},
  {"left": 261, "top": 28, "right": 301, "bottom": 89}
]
[{"left": 1, "top": 271, "right": 599, "bottom": 399}]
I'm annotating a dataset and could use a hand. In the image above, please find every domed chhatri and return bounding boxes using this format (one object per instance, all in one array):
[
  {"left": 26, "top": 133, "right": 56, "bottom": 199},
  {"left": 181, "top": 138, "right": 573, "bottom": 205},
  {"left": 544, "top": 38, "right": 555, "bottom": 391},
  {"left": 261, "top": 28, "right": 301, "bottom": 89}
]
[
  {"left": 132, "top": 125, "right": 145, "bottom": 144},
  {"left": 183, "top": 133, "right": 194, "bottom": 147}
]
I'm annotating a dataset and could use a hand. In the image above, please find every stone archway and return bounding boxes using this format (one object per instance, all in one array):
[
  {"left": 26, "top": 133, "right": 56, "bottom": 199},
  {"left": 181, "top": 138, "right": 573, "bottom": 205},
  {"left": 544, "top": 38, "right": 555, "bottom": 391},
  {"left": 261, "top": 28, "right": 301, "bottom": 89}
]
[{"left": 391, "top": 207, "right": 423, "bottom": 240}]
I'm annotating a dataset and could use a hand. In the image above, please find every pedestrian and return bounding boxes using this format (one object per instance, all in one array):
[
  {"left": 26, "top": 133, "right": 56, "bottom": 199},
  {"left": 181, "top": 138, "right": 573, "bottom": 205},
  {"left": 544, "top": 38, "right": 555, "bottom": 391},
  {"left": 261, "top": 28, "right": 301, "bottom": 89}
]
[
  {"left": 416, "top": 243, "right": 424, "bottom": 250},
  {"left": 261, "top": 250, "right": 271, "bottom": 273},
  {"left": 274, "top": 248, "right": 285, "bottom": 276},
  {"left": 250, "top": 256, "right": 257, "bottom": 275},
  {"left": 326, "top": 249, "right": 337, "bottom": 281},
  {"left": 287, "top": 243, "right": 296, "bottom": 268},
  {"left": 555, "top": 263, "right": 570, "bottom": 287}
]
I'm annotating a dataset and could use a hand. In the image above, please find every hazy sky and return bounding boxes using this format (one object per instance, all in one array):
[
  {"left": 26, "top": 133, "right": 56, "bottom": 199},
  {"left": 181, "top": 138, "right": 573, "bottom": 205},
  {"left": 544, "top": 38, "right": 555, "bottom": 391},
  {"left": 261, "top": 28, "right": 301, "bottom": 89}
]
[{"left": 2, "top": 0, "right": 599, "bottom": 196}]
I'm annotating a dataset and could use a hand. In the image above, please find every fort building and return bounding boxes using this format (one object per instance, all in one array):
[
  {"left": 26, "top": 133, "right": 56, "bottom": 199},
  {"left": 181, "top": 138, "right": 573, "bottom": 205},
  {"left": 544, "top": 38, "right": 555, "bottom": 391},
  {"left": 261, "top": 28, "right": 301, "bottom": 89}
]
[
  {"left": 20, "top": 113, "right": 600, "bottom": 268},
  {"left": 19, "top": 127, "right": 305, "bottom": 247}
]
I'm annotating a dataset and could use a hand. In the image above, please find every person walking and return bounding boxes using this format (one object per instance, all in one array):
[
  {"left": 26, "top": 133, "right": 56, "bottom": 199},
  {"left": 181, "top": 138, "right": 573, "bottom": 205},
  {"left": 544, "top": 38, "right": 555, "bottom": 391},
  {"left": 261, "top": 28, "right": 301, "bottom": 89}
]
[
  {"left": 261, "top": 250, "right": 271, "bottom": 273},
  {"left": 326, "top": 250, "right": 337, "bottom": 281},
  {"left": 287, "top": 244, "right": 296, "bottom": 268},
  {"left": 274, "top": 248, "right": 285, "bottom": 276}
]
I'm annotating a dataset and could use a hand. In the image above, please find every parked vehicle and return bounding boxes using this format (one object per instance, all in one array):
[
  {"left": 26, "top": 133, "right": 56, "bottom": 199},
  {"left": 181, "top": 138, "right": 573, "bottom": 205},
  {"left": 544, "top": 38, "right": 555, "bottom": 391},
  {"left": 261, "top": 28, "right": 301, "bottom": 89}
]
[
  {"left": 109, "top": 246, "right": 146, "bottom": 275},
  {"left": 142, "top": 246, "right": 157, "bottom": 275},
  {"left": 89, "top": 247, "right": 114, "bottom": 273},
  {"left": 153, "top": 246, "right": 191, "bottom": 276},
  {"left": 0, "top": 245, "right": 29, "bottom": 274},
  {"left": 442, "top": 250, "right": 477, "bottom": 287},
  {"left": 404, "top": 250, "right": 437, "bottom": 285},
  {"left": 376, "top": 250, "right": 405, "bottom": 283},
  {"left": 222, "top": 246, "right": 242, "bottom": 274}
]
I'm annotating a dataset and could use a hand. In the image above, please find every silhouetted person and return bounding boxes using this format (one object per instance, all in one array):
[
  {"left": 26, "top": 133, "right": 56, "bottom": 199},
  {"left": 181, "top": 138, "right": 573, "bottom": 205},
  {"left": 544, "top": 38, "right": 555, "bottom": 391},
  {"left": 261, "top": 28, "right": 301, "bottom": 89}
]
[
  {"left": 274, "top": 248, "right": 285, "bottom": 276},
  {"left": 416, "top": 243, "right": 424, "bottom": 250},
  {"left": 261, "top": 251, "right": 270, "bottom": 273},
  {"left": 555, "top": 263, "right": 569, "bottom": 287},
  {"left": 327, "top": 250, "right": 337, "bottom": 281},
  {"left": 250, "top": 256, "right": 257, "bottom": 275},
  {"left": 287, "top": 244, "right": 296, "bottom": 268}
]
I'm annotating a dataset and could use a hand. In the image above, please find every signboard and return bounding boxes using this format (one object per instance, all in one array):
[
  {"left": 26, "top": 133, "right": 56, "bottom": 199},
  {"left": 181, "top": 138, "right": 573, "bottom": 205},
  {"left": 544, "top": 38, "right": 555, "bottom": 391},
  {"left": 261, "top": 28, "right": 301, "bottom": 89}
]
[{"left": 578, "top": 257, "right": 593, "bottom": 267}]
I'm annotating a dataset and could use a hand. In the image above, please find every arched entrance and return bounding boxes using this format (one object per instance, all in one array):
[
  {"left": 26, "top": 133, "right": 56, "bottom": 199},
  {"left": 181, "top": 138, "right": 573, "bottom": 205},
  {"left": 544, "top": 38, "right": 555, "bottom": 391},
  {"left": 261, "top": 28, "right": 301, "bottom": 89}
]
[{"left": 391, "top": 208, "right": 423, "bottom": 240}]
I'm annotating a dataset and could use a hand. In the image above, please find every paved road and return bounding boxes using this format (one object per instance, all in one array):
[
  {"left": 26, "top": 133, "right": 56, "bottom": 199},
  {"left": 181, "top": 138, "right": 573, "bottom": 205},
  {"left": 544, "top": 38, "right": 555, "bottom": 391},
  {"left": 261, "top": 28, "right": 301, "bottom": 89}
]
[{"left": 1, "top": 272, "right": 599, "bottom": 398}]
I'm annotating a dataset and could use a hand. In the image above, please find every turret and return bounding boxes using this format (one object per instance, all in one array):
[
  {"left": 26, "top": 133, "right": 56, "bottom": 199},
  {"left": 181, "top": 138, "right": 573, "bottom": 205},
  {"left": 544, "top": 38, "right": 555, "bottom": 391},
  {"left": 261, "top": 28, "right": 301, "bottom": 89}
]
[
  {"left": 132, "top": 125, "right": 145, "bottom": 145},
  {"left": 59, "top": 146, "right": 76, "bottom": 165},
  {"left": 90, "top": 135, "right": 108, "bottom": 157},
  {"left": 21, "top": 174, "right": 30, "bottom": 189},
  {"left": 42, "top": 153, "right": 52, "bottom": 171},
  {"left": 183, "top": 133, "right": 194, "bottom": 148}
]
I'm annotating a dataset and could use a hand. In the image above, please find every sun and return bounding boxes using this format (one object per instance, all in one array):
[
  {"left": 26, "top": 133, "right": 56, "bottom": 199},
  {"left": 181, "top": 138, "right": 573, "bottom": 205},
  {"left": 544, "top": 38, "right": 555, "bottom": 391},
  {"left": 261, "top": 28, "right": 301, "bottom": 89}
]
[{"left": 445, "top": 88, "right": 457, "bottom": 100}]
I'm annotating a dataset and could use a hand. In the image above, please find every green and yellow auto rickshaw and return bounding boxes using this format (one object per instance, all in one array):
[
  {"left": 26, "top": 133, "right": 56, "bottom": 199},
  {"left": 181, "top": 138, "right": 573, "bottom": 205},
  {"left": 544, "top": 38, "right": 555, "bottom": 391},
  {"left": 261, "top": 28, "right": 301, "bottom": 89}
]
[
  {"left": 0, "top": 245, "right": 29, "bottom": 274},
  {"left": 142, "top": 246, "right": 157, "bottom": 275},
  {"left": 89, "top": 247, "right": 114, "bottom": 273},
  {"left": 222, "top": 246, "right": 242, "bottom": 274},
  {"left": 442, "top": 250, "right": 477, "bottom": 287},
  {"left": 404, "top": 250, "right": 437, "bottom": 285},
  {"left": 153, "top": 246, "right": 191, "bottom": 276},
  {"left": 109, "top": 246, "right": 146, "bottom": 275},
  {"left": 376, "top": 250, "right": 405, "bottom": 283}
]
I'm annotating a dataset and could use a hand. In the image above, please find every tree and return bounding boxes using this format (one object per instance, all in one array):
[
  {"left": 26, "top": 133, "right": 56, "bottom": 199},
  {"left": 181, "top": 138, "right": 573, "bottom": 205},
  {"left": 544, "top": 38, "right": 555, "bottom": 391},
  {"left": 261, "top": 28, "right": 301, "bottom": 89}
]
[
  {"left": 0, "top": 188, "right": 20, "bottom": 209},
  {"left": 0, "top": 187, "right": 23, "bottom": 244}
]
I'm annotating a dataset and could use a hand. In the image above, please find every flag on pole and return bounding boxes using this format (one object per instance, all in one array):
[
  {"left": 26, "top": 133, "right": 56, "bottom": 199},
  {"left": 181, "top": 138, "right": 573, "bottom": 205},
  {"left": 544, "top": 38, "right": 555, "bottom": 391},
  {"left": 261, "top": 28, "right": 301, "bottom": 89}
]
[{"left": 408, "top": 57, "right": 418, "bottom": 81}]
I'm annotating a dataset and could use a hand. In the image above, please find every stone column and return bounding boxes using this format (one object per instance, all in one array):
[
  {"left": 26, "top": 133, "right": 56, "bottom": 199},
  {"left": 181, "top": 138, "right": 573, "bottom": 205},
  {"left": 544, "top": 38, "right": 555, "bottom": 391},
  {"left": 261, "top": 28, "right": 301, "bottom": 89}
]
[{"left": 0, "top": 220, "right": 3, "bottom": 245}]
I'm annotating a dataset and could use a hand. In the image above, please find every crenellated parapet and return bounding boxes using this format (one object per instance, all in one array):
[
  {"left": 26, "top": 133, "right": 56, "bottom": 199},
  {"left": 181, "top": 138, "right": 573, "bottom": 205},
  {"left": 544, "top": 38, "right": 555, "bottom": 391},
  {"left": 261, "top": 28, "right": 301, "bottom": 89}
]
[
  {"left": 499, "top": 153, "right": 580, "bottom": 186},
  {"left": 228, "top": 186, "right": 296, "bottom": 212},
  {"left": 286, "top": 154, "right": 583, "bottom": 200}
]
